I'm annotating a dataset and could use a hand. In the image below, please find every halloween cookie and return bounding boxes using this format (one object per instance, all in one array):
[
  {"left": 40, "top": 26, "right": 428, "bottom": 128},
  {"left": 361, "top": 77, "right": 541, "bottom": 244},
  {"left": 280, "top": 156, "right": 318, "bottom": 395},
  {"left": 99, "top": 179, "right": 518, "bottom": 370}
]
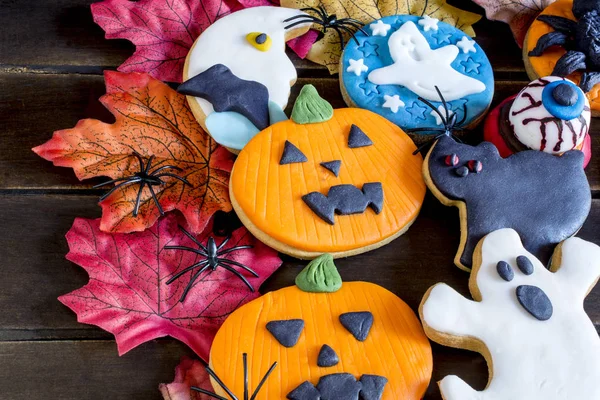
[
  {"left": 424, "top": 136, "right": 591, "bottom": 270},
  {"left": 230, "top": 85, "right": 426, "bottom": 259},
  {"left": 524, "top": 0, "right": 600, "bottom": 116},
  {"left": 206, "top": 255, "right": 433, "bottom": 399},
  {"left": 178, "top": 7, "right": 312, "bottom": 153},
  {"left": 340, "top": 15, "right": 494, "bottom": 143},
  {"left": 484, "top": 76, "right": 592, "bottom": 167},
  {"left": 420, "top": 228, "right": 600, "bottom": 399}
]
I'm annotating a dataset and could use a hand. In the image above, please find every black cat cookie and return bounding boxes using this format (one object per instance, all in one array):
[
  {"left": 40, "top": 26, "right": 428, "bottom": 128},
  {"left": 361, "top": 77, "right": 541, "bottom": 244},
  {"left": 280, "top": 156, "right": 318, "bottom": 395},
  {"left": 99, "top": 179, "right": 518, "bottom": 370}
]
[{"left": 423, "top": 136, "right": 591, "bottom": 270}]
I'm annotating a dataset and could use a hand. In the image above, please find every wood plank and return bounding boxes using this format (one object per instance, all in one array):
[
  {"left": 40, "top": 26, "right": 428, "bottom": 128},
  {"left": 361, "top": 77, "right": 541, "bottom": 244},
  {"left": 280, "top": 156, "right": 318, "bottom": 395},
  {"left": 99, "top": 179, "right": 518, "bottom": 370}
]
[
  {"left": 1, "top": 194, "right": 599, "bottom": 339},
  {"left": 0, "top": 0, "right": 523, "bottom": 76},
  {"left": 0, "top": 339, "right": 485, "bottom": 400},
  {"left": 3, "top": 73, "right": 598, "bottom": 192}
]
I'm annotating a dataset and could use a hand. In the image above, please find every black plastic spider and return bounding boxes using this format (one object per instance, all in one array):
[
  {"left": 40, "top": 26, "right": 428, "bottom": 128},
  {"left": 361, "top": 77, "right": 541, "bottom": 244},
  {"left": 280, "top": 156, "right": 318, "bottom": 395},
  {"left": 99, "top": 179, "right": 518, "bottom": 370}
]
[
  {"left": 283, "top": 5, "right": 368, "bottom": 48},
  {"left": 408, "top": 86, "right": 467, "bottom": 155},
  {"left": 528, "top": 0, "right": 600, "bottom": 91},
  {"left": 191, "top": 353, "right": 277, "bottom": 400},
  {"left": 93, "top": 151, "right": 191, "bottom": 217},
  {"left": 165, "top": 226, "right": 257, "bottom": 302}
]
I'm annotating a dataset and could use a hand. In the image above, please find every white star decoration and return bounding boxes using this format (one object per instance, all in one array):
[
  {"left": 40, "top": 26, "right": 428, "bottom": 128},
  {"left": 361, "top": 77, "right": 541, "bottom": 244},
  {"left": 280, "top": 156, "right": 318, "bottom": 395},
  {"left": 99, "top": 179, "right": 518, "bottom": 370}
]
[
  {"left": 456, "top": 36, "right": 476, "bottom": 54},
  {"left": 418, "top": 15, "right": 439, "bottom": 32},
  {"left": 382, "top": 95, "right": 405, "bottom": 113},
  {"left": 370, "top": 20, "right": 392, "bottom": 36},
  {"left": 347, "top": 58, "right": 368, "bottom": 76},
  {"left": 432, "top": 105, "right": 454, "bottom": 125}
]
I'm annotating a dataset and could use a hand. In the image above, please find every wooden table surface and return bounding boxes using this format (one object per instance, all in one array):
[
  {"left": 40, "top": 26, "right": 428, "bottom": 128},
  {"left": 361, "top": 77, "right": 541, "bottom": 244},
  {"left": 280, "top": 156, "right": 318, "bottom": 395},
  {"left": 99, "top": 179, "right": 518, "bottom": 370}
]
[{"left": 1, "top": 1, "right": 599, "bottom": 399}]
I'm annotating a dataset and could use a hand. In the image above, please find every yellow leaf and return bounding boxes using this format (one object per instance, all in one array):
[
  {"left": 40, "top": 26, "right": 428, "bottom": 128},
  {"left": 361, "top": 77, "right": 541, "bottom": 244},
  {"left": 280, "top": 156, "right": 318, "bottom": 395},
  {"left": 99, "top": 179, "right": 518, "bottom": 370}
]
[{"left": 281, "top": 0, "right": 482, "bottom": 73}]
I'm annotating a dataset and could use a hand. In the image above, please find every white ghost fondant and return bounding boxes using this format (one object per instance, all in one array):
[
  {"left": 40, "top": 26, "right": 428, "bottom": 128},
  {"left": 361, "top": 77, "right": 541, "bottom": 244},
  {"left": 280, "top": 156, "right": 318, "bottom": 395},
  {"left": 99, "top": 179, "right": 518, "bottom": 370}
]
[
  {"left": 421, "top": 228, "right": 600, "bottom": 399},
  {"left": 367, "top": 21, "right": 486, "bottom": 102},
  {"left": 184, "top": 7, "right": 311, "bottom": 117}
]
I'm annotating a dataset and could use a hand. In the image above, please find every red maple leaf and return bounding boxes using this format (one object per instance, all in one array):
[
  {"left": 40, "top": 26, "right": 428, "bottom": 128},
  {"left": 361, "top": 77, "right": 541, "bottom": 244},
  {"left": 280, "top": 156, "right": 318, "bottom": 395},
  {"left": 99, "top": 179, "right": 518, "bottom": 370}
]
[
  {"left": 91, "top": 0, "right": 316, "bottom": 82},
  {"left": 472, "top": 0, "right": 556, "bottom": 47},
  {"left": 159, "top": 357, "right": 213, "bottom": 400},
  {"left": 33, "top": 71, "right": 234, "bottom": 234},
  {"left": 91, "top": 0, "right": 242, "bottom": 82},
  {"left": 59, "top": 214, "right": 282, "bottom": 359}
]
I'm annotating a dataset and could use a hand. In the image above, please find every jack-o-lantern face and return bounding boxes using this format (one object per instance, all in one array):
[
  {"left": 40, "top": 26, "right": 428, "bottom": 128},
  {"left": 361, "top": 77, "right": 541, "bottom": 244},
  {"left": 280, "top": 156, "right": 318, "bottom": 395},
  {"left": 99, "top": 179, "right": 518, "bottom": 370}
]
[
  {"left": 230, "top": 85, "right": 426, "bottom": 259},
  {"left": 208, "top": 255, "right": 433, "bottom": 399}
]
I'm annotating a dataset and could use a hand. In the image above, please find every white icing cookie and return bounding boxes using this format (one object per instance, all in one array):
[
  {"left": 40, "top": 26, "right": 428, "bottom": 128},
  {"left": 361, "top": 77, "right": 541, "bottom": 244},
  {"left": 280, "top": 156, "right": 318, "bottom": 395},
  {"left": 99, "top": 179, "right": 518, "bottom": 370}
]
[
  {"left": 420, "top": 228, "right": 600, "bottom": 400},
  {"left": 509, "top": 76, "right": 590, "bottom": 154}
]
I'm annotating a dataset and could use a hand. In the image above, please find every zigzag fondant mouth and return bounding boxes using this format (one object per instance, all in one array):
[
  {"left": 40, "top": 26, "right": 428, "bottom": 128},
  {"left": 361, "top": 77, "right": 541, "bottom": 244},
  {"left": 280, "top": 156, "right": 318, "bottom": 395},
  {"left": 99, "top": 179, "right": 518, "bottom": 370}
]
[
  {"left": 302, "top": 183, "right": 384, "bottom": 225},
  {"left": 287, "top": 373, "right": 388, "bottom": 400}
]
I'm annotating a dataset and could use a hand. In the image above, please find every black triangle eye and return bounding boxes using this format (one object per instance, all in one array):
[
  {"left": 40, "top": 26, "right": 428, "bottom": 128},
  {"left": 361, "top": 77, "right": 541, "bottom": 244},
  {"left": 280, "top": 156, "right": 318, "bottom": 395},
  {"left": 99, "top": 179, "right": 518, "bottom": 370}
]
[
  {"left": 280, "top": 140, "right": 308, "bottom": 165},
  {"left": 348, "top": 125, "right": 373, "bottom": 148}
]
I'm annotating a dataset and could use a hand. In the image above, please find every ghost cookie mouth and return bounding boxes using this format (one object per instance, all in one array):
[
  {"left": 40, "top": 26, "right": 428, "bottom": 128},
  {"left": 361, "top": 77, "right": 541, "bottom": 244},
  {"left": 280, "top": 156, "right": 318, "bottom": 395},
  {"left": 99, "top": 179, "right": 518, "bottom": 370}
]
[{"left": 302, "top": 183, "right": 384, "bottom": 225}]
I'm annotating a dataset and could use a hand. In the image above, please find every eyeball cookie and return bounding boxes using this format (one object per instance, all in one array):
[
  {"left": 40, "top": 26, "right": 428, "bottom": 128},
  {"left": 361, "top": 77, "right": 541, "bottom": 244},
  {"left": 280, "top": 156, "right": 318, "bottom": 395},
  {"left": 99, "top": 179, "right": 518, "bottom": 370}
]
[
  {"left": 420, "top": 228, "right": 600, "bottom": 400},
  {"left": 484, "top": 76, "right": 592, "bottom": 167},
  {"left": 230, "top": 85, "right": 426, "bottom": 259},
  {"left": 524, "top": 0, "right": 600, "bottom": 116},
  {"left": 207, "top": 256, "right": 433, "bottom": 399},
  {"left": 340, "top": 15, "right": 494, "bottom": 143},
  {"left": 424, "top": 136, "right": 591, "bottom": 270},
  {"left": 178, "top": 7, "right": 312, "bottom": 153}
]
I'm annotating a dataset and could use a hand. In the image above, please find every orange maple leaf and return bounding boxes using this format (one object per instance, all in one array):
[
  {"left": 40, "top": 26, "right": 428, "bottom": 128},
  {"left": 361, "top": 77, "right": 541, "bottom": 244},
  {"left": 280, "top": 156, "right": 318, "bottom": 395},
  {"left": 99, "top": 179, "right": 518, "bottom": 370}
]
[{"left": 33, "top": 71, "right": 234, "bottom": 234}]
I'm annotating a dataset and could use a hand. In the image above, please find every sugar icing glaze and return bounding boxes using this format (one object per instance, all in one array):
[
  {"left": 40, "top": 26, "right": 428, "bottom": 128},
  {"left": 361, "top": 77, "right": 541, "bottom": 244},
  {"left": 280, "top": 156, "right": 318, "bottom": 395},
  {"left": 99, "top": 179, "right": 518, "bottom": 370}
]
[
  {"left": 341, "top": 15, "right": 494, "bottom": 133},
  {"left": 184, "top": 6, "right": 310, "bottom": 150},
  {"left": 421, "top": 228, "right": 600, "bottom": 399}
]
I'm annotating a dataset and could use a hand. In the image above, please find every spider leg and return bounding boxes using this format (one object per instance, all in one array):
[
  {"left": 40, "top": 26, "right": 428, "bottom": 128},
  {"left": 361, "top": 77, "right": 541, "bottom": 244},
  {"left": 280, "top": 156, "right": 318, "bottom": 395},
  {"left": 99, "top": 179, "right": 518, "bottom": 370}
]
[
  {"left": 418, "top": 96, "right": 446, "bottom": 124},
  {"left": 243, "top": 353, "right": 249, "bottom": 400},
  {"left": 93, "top": 176, "right": 134, "bottom": 188},
  {"left": 580, "top": 71, "right": 600, "bottom": 92},
  {"left": 434, "top": 86, "right": 450, "bottom": 123},
  {"left": 144, "top": 155, "right": 155, "bottom": 173},
  {"left": 147, "top": 184, "right": 165, "bottom": 216},
  {"left": 536, "top": 15, "right": 577, "bottom": 33},
  {"left": 336, "top": 19, "right": 369, "bottom": 36},
  {"left": 218, "top": 245, "right": 253, "bottom": 255},
  {"left": 176, "top": 225, "right": 207, "bottom": 251},
  {"left": 216, "top": 236, "right": 230, "bottom": 250},
  {"left": 219, "top": 264, "right": 255, "bottom": 292},
  {"left": 330, "top": 25, "right": 345, "bottom": 48},
  {"left": 336, "top": 24, "right": 360, "bottom": 45},
  {"left": 249, "top": 362, "right": 278, "bottom": 400},
  {"left": 284, "top": 16, "right": 323, "bottom": 30},
  {"left": 133, "top": 182, "right": 146, "bottom": 217},
  {"left": 164, "top": 245, "right": 208, "bottom": 257},
  {"left": 205, "top": 365, "right": 238, "bottom": 400},
  {"left": 166, "top": 260, "right": 209, "bottom": 285},
  {"left": 98, "top": 178, "right": 140, "bottom": 201},
  {"left": 149, "top": 165, "right": 182, "bottom": 175},
  {"left": 456, "top": 103, "right": 468, "bottom": 126},
  {"left": 190, "top": 387, "right": 228, "bottom": 400},
  {"left": 411, "top": 133, "right": 447, "bottom": 155},
  {"left": 133, "top": 151, "right": 145, "bottom": 172},
  {"left": 218, "top": 258, "right": 259, "bottom": 277},
  {"left": 154, "top": 173, "right": 192, "bottom": 186},
  {"left": 317, "top": 5, "right": 329, "bottom": 22},
  {"left": 179, "top": 264, "right": 211, "bottom": 302}
]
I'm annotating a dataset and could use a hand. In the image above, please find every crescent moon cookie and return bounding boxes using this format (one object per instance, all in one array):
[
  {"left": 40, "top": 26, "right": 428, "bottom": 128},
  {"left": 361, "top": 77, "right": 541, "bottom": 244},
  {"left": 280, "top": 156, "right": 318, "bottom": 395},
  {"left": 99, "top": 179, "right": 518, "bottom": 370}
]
[
  {"left": 207, "top": 257, "right": 433, "bottom": 400},
  {"left": 423, "top": 135, "right": 591, "bottom": 271},
  {"left": 230, "top": 85, "right": 426, "bottom": 259},
  {"left": 178, "top": 7, "right": 312, "bottom": 153},
  {"left": 524, "top": 0, "right": 600, "bottom": 116},
  {"left": 484, "top": 76, "right": 592, "bottom": 167},
  {"left": 420, "top": 228, "right": 600, "bottom": 400},
  {"left": 340, "top": 15, "right": 494, "bottom": 143}
]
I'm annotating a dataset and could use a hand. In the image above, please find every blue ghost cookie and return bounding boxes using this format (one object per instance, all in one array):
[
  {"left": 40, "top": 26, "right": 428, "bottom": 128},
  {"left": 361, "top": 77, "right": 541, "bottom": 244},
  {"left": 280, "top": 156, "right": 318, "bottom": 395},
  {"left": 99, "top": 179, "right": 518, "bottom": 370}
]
[{"left": 340, "top": 15, "right": 494, "bottom": 142}]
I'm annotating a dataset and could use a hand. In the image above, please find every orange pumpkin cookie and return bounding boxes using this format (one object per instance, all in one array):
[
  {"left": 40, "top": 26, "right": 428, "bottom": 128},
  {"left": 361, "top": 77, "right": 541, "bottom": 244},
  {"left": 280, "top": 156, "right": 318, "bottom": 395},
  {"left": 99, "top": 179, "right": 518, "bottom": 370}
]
[
  {"left": 230, "top": 85, "right": 426, "bottom": 259},
  {"left": 207, "top": 255, "right": 433, "bottom": 400},
  {"left": 524, "top": 0, "right": 600, "bottom": 116}
]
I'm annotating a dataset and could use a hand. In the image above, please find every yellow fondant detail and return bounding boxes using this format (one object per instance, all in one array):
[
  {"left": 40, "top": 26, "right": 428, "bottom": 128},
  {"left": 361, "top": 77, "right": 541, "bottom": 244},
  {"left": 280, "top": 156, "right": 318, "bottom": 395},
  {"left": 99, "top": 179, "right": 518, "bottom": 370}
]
[{"left": 246, "top": 32, "right": 272, "bottom": 52}]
